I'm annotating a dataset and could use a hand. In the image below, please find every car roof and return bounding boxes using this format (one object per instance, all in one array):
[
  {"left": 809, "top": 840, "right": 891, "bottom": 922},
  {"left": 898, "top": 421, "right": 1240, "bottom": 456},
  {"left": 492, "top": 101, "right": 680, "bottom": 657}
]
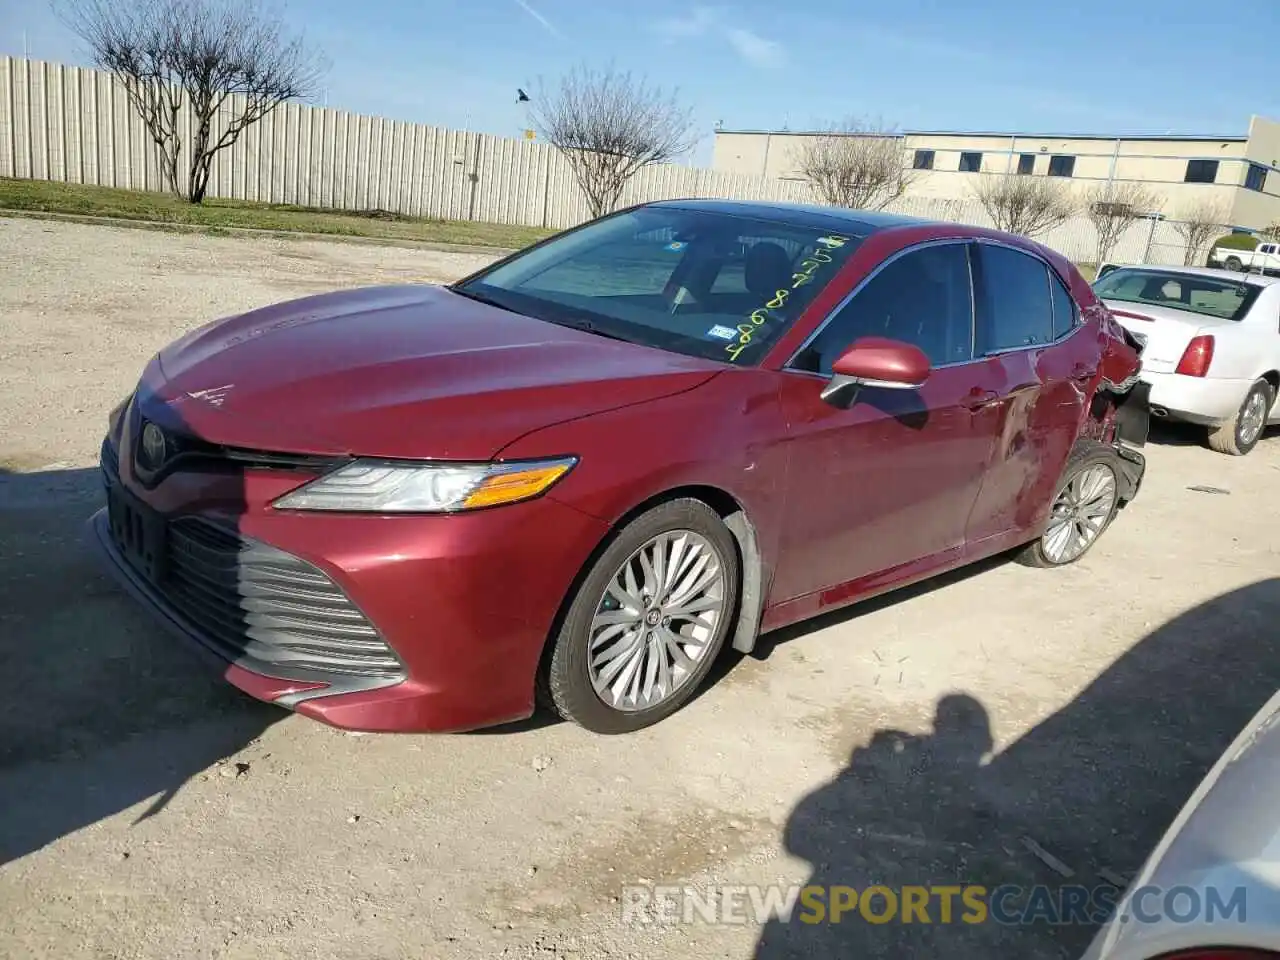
[
  {"left": 1101, "top": 263, "right": 1280, "bottom": 288},
  {"left": 645, "top": 198, "right": 934, "bottom": 235}
]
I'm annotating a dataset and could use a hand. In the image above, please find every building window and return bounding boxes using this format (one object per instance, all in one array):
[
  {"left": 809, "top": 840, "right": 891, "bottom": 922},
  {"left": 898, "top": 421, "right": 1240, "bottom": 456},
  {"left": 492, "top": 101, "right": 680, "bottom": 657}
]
[
  {"left": 913, "top": 149, "right": 935, "bottom": 170},
  {"left": 1017, "top": 153, "right": 1035, "bottom": 175},
  {"left": 1048, "top": 155, "right": 1075, "bottom": 177},
  {"left": 959, "top": 152, "right": 983, "bottom": 173},
  {"left": 1184, "top": 159, "right": 1219, "bottom": 183},
  {"left": 1245, "top": 163, "right": 1268, "bottom": 192}
]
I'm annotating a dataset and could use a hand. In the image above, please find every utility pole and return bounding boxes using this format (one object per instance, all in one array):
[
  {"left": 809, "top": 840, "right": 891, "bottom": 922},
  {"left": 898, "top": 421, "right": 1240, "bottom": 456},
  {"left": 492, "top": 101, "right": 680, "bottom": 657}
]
[
  {"left": 1106, "top": 136, "right": 1120, "bottom": 191},
  {"left": 1142, "top": 213, "right": 1163, "bottom": 264}
]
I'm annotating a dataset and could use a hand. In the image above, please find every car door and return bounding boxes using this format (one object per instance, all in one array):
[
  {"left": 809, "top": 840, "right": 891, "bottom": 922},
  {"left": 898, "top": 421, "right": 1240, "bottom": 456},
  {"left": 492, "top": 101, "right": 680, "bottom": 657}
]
[
  {"left": 963, "top": 241, "right": 1100, "bottom": 549},
  {"left": 769, "top": 240, "right": 1002, "bottom": 607}
]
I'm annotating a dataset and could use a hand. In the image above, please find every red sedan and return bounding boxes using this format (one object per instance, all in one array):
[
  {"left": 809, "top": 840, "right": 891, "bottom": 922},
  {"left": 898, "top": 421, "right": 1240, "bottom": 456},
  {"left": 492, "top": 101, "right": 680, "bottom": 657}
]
[{"left": 91, "top": 200, "right": 1149, "bottom": 735}]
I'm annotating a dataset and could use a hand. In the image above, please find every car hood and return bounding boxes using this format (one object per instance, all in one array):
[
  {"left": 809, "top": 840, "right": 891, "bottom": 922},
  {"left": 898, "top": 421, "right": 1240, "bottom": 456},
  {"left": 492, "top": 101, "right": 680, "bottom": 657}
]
[{"left": 147, "top": 283, "right": 722, "bottom": 460}]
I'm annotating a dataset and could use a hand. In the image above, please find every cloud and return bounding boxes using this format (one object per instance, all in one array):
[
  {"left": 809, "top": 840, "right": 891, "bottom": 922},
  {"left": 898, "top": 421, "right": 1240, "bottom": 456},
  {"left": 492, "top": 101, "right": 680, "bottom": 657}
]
[
  {"left": 652, "top": 6, "right": 785, "bottom": 68},
  {"left": 726, "top": 28, "right": 784, "bottom": 68},
  {"left": 512, "top": 0, "right": 564, "bottom": 39},
  {"left": 653, "top": 6, "right": 722, "bottom": 38}
]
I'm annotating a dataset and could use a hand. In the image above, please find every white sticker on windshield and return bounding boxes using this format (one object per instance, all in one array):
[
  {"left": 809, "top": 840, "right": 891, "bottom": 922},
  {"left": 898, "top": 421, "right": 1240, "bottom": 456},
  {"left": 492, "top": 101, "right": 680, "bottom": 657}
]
[{"left": 706, "top": 324, "right": 738, "bottom": 341}]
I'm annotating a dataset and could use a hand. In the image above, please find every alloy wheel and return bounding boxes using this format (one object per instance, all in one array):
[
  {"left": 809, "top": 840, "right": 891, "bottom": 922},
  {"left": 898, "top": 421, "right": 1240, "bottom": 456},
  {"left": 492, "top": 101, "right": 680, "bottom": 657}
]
[
  {"left": 1042, "top": 464, "right": 1118, "bottom": 564},
  {"left": 1239, "top": 390, "right": 1269, "bottom": 447},
  {"left": 587, "top": 530, "right": 726, "bottom": 712}
]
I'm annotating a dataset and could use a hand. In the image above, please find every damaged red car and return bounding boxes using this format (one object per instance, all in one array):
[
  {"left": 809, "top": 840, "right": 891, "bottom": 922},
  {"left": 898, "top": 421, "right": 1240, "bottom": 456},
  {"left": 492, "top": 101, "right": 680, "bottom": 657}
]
[{"left": 92, "top": 200, "right": 1149, "bottom": 735}]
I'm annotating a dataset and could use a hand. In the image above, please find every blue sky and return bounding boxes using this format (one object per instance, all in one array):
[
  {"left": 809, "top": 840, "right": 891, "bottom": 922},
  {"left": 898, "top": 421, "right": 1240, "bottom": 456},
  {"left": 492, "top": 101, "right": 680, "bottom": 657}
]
[{"left": 4, "top": 0, "right": 1279, "bottom": 166}]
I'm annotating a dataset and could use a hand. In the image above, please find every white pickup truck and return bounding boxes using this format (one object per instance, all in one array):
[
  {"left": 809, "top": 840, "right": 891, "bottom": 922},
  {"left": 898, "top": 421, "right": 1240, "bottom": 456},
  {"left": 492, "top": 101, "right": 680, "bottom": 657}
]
[{"left": 1209, "top": 240, "right": 1280, "bottom": 274}]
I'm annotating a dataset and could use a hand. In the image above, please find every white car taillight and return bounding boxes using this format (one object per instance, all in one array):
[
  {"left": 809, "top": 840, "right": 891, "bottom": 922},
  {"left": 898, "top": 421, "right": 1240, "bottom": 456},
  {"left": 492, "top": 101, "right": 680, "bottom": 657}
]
[{"left": 1175, "top": 335, "right": 1215, "bottom": 377}]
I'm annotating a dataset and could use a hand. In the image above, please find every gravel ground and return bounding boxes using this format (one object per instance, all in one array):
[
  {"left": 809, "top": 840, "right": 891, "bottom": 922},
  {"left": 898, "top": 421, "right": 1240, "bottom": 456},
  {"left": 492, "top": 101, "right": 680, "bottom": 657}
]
[{"left": 2, "top": 216, "right": 1279, "bottom": 960}]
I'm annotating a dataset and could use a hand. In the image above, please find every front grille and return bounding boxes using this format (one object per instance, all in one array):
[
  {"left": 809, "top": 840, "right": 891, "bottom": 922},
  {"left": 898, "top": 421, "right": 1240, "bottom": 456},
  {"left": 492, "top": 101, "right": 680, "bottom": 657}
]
[
  {"left": 155, "top": 517, "right": 404, "bottom": 680},
  {"left": 130, "top": 424, "right": 345, "bottom": 489}
]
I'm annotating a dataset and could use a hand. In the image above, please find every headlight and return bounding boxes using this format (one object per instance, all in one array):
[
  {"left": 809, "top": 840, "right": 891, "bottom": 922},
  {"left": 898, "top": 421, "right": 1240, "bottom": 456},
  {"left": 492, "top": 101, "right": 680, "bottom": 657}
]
[{"left": 271, "top": 456, "right": 578, "bottom": 513}]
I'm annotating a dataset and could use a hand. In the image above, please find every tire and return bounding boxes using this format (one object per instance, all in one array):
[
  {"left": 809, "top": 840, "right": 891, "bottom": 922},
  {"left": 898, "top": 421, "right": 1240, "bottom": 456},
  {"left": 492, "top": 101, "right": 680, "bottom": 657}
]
[
  {"left": 1224, "top": 256, "right": 1243, "bottom": 271},
  {"left": 542, "top": 498, "right": 741, "bottom": 734},
  {"left": 1207, "top": 379, "right": 1274, "bottom": 456},
  {"left": 1015, "top": 442, "right": 1123, "bottom": 569}
]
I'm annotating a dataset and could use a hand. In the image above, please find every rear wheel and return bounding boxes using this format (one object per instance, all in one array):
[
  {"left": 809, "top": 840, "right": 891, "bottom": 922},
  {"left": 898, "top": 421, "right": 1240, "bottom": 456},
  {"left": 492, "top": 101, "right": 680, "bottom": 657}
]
[
  {"left": 1016, "top": 443, "right": 1121, "bottom": 568},
  {"left": 1224, "top": 255, "right": 1244, "bottom": 271},
  {"left": 1207, "top": 379, "right": 1273, "bottom": 456},
  {"left": 542, "top": 498, "right": 740, "bottom": 734}
]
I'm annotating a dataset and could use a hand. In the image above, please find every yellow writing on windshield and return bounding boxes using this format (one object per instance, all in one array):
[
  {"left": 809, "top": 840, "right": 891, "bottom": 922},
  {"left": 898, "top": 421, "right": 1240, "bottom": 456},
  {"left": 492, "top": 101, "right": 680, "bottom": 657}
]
[{"left": 725, "top": 235, "right": 851, "bottom": 362}]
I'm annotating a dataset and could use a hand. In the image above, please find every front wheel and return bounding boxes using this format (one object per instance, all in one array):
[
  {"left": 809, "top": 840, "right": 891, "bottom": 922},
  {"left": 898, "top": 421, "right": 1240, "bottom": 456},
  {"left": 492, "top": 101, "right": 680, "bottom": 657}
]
[
  {"left": 1016, "top": 443, "right": 1122, "bottom": 568},
  {"left": 1207, "top": 379, "right": 1273, "bottom": 456},
  {"left": 542, "top": 498, "right": 740, "bottom": 734}
]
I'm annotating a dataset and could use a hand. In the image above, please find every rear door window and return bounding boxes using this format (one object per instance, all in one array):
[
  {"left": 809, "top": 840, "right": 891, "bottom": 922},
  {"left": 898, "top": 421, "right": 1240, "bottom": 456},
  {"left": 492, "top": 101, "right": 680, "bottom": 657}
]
[
  {"left": 1050, "top": 273, "right": 1079, "bottom": 339},
  {"left": 974, "top": 244, "right": 1054, "bottom": 353}
]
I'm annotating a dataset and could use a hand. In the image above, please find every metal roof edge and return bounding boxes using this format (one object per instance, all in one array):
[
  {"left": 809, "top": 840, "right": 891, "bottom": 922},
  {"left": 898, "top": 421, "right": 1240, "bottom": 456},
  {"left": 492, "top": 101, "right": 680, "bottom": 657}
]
[{"left": 714, "top": 128, "right": 1248, "bottom": 142}]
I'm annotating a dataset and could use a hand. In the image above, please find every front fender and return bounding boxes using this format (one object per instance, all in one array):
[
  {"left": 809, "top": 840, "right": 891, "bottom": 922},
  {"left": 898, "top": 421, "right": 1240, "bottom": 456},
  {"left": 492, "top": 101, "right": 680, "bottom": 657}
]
[
  {"left": 494, "top": 369, "right": 789, "bottom": 534},
  {"left": 493, "top": 370, "right": 793, "bottom": 653}
]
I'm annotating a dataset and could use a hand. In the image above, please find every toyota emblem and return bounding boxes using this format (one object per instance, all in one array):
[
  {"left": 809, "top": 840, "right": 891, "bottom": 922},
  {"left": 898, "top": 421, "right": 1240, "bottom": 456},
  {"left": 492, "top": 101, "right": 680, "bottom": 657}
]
[{"left": 140, "top": 422, "right": 167, "bottom": 469}]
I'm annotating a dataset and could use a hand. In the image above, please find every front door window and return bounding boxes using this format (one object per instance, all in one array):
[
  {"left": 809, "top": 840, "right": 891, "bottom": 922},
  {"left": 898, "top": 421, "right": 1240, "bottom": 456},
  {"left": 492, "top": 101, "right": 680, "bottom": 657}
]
[{"left": 791, "top": 241, "right": 976, "bottom": 373}]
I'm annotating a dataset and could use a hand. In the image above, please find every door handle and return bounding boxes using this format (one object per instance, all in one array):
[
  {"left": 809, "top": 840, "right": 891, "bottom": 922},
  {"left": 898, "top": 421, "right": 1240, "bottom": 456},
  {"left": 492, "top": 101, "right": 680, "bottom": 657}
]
[{"left": 961, "top": 388, "right": 1000, "bottom": 411}]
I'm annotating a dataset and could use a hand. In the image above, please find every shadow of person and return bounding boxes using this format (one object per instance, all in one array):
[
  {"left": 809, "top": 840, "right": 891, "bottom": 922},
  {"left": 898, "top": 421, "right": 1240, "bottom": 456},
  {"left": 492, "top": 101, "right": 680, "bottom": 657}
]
[
  {"left": 754, "top": 577, "right": 1280, "bottom": 960},
  {"left": 753, "top": 694, "right": 1005, "bottom": 959},
  {"left": 0, "top": 431, "right": 281, "bottom": 865}
]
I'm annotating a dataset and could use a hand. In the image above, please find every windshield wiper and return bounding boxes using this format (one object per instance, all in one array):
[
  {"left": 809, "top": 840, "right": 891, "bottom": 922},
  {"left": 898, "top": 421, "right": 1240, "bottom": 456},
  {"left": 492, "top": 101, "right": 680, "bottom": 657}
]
[
  {"left": 550, "top": 315, "right": 632, "bottom": 343},
  {"left": 449, "top": 285, "right": 521, "bottom": 315},
  {"left": 453, "top": 285, "right": 634, "bottom": 344}
]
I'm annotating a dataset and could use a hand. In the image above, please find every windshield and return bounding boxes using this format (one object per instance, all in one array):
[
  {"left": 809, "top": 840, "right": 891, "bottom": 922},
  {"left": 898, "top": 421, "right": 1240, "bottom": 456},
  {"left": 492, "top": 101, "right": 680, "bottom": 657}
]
[
  {"left": 452, "top": 205, "right": 864, "bottom": 365},
  {"left": 1092, "top": 268, "right": 1259, "bottom": 321}
]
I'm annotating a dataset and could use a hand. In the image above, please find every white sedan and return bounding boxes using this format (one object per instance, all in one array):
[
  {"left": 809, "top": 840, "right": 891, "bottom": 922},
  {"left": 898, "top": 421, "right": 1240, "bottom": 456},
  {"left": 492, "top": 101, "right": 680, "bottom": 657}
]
[{"left": 1091, "top": 265, "right": 1280, "bottom": 456}]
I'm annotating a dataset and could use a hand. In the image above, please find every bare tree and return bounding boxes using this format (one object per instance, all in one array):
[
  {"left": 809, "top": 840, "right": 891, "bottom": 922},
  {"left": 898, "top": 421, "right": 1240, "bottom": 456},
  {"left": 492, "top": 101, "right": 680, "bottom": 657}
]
[
  {"left": 1260, "top": 223, "right": 1280, "bottom": 242},
  {"left": 1084, "top": 181, "right": 1163, "bottom": 264},
  {"left": 972, "top": 175, "right": 1078, "bottom": 238},
  {"left": 530, "top": 66, "right": 696, "bottom": 219},
  {"left": 55, "top": 0, "right": 325, "bottom": 203},
  {"left": 795, "top": 120, "right": 915, "bottom": 211},
  {"left": 1170, "top": 199, "right": 1229, "bottom": 266}
]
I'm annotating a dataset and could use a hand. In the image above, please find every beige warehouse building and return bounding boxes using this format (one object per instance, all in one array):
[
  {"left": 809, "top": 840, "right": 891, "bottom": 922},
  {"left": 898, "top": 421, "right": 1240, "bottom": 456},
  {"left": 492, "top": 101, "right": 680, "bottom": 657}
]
[{"left": 712, "top": 115, "right": 1280, "bottom": 231}]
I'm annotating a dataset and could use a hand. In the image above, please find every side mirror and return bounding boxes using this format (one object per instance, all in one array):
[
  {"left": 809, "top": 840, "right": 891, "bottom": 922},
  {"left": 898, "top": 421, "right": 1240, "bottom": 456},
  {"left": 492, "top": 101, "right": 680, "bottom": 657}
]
[{"left": 820, "top": 337, "right": 931, "bottom": 404}]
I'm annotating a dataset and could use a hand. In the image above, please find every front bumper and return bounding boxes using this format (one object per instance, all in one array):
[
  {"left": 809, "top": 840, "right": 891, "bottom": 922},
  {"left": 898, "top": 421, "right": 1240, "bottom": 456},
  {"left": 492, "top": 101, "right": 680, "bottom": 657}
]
[{"left": 91, "top": 445, "right": 610, "bottom": 733}]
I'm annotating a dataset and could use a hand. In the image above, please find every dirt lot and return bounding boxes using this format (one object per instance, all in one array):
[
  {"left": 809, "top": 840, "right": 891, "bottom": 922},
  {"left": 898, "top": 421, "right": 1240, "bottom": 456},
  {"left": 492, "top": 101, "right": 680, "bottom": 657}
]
[{"left": 2, "top": 216, "right": 1279, "bottom": 960}]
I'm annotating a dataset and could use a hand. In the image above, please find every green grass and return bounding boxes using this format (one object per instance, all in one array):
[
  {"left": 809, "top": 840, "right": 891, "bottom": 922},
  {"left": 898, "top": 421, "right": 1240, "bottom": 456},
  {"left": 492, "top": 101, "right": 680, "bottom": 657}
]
[
  {"left": 1075, "top": 262, "right": 1097, "bottom": 282},
  {"left": 0, "top": 178, "right": 555, "bottom": 250}
]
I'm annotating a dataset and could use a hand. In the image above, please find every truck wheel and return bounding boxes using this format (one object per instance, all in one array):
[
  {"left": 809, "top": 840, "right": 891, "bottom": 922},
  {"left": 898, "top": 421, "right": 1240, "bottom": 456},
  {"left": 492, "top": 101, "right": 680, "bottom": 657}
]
[
  {"left": 1224, "top": 255, "right": 1243, "bottom": 271},
  {"left": 1207, "top": 379, "right": 1273, "bottom": 456}
]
